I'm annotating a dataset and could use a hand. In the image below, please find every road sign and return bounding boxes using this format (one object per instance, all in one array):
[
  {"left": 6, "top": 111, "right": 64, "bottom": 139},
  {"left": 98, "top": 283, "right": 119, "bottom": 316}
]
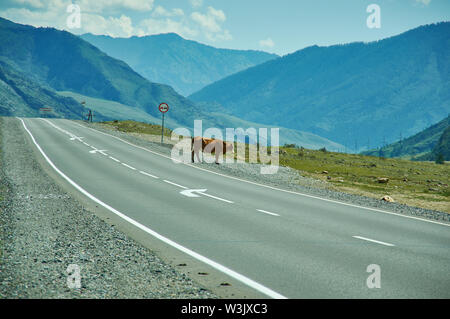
[
  {"left": 159, "top": 103, "right": 169, "bottom": 143},
  {"left": 159, "top": 103, "right": 169, "bottom": 113}
]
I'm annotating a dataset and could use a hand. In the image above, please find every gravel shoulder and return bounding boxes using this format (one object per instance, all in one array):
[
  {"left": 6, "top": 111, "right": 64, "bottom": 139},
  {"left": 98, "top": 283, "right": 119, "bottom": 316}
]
[
  {"left": 0, "top": 117, "right": 217, "bottom": 298},
  {"left": 83, "top": 121, "right": 450, "bottom": 224}
]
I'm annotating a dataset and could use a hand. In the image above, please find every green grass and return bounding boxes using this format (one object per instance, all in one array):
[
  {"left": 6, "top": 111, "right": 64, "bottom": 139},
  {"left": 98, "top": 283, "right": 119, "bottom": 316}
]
[
  {"left": 100, "top": 120, "right": 173, "bottom": 137},
  {"left": 276, "top": 145, "right": 450, "bottom": 212}
]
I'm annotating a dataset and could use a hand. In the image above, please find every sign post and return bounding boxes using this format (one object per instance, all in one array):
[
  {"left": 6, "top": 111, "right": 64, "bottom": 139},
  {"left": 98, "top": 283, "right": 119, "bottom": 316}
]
[{"left": 158, "top": 103, "right": 169, "bottom": 143}]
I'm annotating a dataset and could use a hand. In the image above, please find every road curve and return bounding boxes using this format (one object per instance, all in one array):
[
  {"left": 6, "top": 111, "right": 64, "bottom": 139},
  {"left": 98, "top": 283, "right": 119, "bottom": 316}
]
[{"left": 19, "top": 117, "right": 450, "bottom": 298}]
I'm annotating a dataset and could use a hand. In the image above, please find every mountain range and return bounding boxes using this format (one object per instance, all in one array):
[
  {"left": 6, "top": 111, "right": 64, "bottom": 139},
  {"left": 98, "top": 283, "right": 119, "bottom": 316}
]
[
  {"left": 190, "top": 22, "right": 450, "bottom": 150},
  {"left": 0, "top": 16, "right": 215, "bottom": 129},
  {"left": 0, "top": 59, "right": 87, "bottom": 119},
  {"left": 0, "top": 17, "right": 342, "bottom": 149},
  {"left": 80, "top": 33, "right": 278, "bottom": 96},
  {"left": 363, "top": 115, "right": 450, "bottom": 160}
]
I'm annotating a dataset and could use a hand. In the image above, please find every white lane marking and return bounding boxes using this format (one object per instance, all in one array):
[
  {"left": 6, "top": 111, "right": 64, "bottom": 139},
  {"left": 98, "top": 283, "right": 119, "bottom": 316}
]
[
  {"left": 257, "top": 209, "right": 280, "bottom": 217},
  {"left": 200, "top": 192, "right": 234, "bottom": 204},
  {"left": 139, "top": 170, "right": 159, "bottom": 179},
  {"left": 164, "top": 180, "right": 188, "bottom": 189},
  {"left": 121, "top": 163, "right": 136, "bottom": 170},
  {"left": 179, "top": 189, "right": 234, "bottom": 203},
  {"left": 18, "top": 117, "right": 287, "bottom": 299},
  {"left": 89, "top": 149, "right": 108, "bottom": 155},
  {"left": 109, "top": 156, "right": 120, "bottom": 163},
  {"left": 180, "top": 189, "right": 206, "bottom": 198},
  {"left": 69, "top": 136, "right": 84, "bottom": 141},
  {"left": 68, "top": 120, "right": 450, "bottom": 227},
  {"left": 83, "top": 142, "right": 90, "bottom": 146},
  {"left": 352, "top": 236, "right": 395, "bottom": 247}
]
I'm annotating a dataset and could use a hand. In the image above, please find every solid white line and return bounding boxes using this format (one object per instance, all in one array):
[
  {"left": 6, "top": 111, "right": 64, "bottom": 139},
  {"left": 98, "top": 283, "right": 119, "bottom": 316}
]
[
  {"left": 109, "top": 156, "right": 120, "bottom": 163},
  {"left": 257, "top": 209, "right": 280, "bottom": 217},
  {"left": 83, "top": 142, "right": 89, "bottom": 146},
  {"left": 68, "top": 120, "right": 450, "bottom": 227},
  {"left": 121, "top": 163, "right": 136, "bottom": 170},
  {"left": 139, "top": 170, "right": 159, "bottom": 179},
  {"left": 19, "top": 117, "right": 287, "bottom": 299},
  {"left": 200, "top": 192, "right": 234, "bottom": 204},
  {"left": 163, "top": 180, "right": 188, "bottom": 189},
  {"left": 352, "top": 236, "right": 395, "bottom": 247}
]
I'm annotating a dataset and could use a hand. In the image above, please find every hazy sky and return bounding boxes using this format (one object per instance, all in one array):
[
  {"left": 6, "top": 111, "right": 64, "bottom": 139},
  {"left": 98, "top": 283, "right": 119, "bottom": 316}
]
[{"left": 1, "top": 0, "right": 449, "bottom": 55}]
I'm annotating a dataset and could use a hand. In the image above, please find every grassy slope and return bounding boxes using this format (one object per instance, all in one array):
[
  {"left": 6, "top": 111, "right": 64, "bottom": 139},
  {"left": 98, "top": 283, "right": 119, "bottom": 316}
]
[
  {"left": 95, "top": 120, "right": 450, "bottom": 213},
  {"left": 279, "top": 146, "right": 450, "bottom": 213}
]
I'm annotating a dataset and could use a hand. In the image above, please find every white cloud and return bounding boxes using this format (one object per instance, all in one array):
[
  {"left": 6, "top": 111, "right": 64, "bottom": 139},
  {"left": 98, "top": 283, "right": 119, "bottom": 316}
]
[
  {"left": 79, "top": 0, "right": 154, "bottom": 13},
  {"left": 191, "top": 6, "right": 231, "bottom": 41},
  {"left": 189, "top": 0, "right": 203, "bottom": 8},
  {"left": 0, "top": 0, "right": 232, "bottom": 42},
  {"left": 259, "top": 37, "right": 274, "bottom": 48},
  {"left": 415, "top": 0, "right": 431, "bottom": 5},
  {"left": 152, "top": 5, "right": 184, "bottom": 18},
  {"left": 82, "top": 14, "right": 135, "bottom": 38},
  {"left": 139, "top": 17, "right": 197, "bottom": 37},
  {"left": 10, "top": 0, "right": 45, "bottom": 9}
]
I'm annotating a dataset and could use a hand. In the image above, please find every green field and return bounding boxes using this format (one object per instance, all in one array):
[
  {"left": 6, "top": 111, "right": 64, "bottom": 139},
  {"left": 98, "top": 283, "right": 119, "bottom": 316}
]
[
  {"left": 277, "top": 146, "right": 450, "bottom": 213},
  {"left": 100, "top": 120, "right": 173, "bottom": 137}
]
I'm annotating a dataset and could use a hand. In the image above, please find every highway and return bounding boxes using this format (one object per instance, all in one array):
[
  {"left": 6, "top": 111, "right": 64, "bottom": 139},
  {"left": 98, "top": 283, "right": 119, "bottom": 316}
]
[{"left": 19, "top": 117, "right": 450, "bottom": 298}]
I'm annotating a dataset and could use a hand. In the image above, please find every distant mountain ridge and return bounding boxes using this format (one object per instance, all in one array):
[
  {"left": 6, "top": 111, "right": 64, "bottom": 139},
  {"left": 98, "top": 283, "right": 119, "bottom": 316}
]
[
  {"left": 0, "top": 58, "right": 89, "bottom": 119},
  {"left": 0, "top": 17, "right": 215, "bottom": 128},
  {"left": 80, "top": 33, "right": 278, "bottom": 96},
  {"left": 363, "top": 115, "right": 450, "bottom": 159},
  {"left": 190, "top": 22, "right": 450, "bottom": 149}
]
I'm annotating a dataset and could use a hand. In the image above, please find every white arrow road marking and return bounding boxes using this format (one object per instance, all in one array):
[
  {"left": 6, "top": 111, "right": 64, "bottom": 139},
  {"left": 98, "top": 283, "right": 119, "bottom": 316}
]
[
  {"left": 180, "top": 189, "right": 234, "bottom": 203},
  {"left": 180, "top": 189, "right": 207, "bottom": 198},
  {"left": 89, "top": 149, "right": 108, "bottom": 155},
  {"left": 257, "top": 209, "right": 280, "bottom": 217},
  {"left": 69, "top": 136, "right": 84, "bottom": 141},
  {"left": 164, "top": 180, "right": 188, "bottom": 189},
  {"left": 353, "top": 236, "right": 395, "bottom": 247},
  {"left": 200, "top": 192, "right": 234, "bottom": 203}
]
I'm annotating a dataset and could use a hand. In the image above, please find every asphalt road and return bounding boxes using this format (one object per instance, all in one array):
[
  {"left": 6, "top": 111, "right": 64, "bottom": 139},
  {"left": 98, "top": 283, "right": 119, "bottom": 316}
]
[{"left": 18, "top": 117, "right": 450, "bottom": 298}]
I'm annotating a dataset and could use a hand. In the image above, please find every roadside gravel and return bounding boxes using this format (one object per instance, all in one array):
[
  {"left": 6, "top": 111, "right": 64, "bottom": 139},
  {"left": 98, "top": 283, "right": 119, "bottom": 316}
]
[
  {"left": 0, "top": 117, "right": 217, "bottom": 298},
  {"left": 82, "top": 121, "right": 450, "bottom": 223}
]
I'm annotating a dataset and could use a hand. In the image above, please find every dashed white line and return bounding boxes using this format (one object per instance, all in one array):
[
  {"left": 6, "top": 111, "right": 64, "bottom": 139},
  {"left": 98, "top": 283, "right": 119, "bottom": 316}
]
[
  {"left": 352, "top": 236, "right": 395, "bottom": 247},
  {"left": 68, "top": 121, "right": 450, "bottom": 228},
  {"left": 163, "top": 180, "right": 188, "bottom": 189},
  {"left": 257, "top": 209, "right": 280, "bottom": 217},
  {"left": 20, "top": 117, "right": 287, "bottom": 299},
  {"left": 121, "top": 163, "right": 136, "bottom": 170},
  {"left": 109, "top": 156, "right": 120, "bottom": 163},
  {"left": 139, "top": 170, "right": 159, "bottom": 179},
  {"left": 201, "top": 192, "right": 234, "bottom": 204}
]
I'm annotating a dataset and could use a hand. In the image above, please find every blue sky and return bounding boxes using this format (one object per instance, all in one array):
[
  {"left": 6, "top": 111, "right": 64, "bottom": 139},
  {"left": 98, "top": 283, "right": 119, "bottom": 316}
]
[{"left": 1, "top": 0, "right": 449, "bottom": 55}]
